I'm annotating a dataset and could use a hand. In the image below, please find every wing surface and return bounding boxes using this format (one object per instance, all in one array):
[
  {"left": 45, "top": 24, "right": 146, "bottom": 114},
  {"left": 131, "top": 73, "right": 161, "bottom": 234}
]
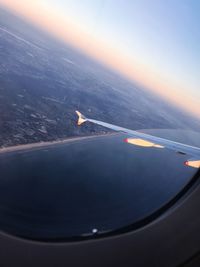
[{"left": 76, "top": 110, "right": 200, "bottom": 168}]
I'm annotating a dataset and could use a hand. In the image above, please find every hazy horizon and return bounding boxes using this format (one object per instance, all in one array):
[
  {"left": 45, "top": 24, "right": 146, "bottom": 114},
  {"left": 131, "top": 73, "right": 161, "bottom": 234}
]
[{"left": 0, "top": 0, "right": 199, "bottom": 118}]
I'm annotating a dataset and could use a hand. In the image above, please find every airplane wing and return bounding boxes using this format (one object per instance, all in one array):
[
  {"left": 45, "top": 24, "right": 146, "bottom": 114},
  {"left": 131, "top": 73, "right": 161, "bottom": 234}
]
[{"left": 76, "top": 110, "right": 200, "bottom": 168}]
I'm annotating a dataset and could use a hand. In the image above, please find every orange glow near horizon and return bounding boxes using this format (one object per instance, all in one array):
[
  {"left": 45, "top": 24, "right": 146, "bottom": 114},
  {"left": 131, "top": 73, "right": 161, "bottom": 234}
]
[{"left": 0, "top": 0, "right": 199, "bottom": 118}]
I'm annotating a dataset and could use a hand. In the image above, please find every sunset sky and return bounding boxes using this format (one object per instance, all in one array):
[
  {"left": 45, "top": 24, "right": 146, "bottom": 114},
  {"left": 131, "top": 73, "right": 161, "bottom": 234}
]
[{"left": 0, "top": 0, "right": 199, "bottom": 117}]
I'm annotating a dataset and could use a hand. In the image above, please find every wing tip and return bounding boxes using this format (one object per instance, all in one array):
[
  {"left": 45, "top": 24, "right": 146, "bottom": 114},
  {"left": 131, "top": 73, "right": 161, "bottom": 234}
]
[{"left": 75, "top": 110, "right": 87, "bottom": 126}]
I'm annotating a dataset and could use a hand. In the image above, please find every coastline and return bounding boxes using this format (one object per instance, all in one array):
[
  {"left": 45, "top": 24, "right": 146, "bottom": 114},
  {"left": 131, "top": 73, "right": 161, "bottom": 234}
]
[{"left": 0, "top": 133, "right": 115, "bottom": 154}]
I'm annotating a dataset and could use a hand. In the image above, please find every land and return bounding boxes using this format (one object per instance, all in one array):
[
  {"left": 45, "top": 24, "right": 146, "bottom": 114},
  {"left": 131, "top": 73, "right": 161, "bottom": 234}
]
[
  {"left": 0, "top": 133, "right": 116, "bottom": 154},
  {"left": 0, "top": 7, "right": 200, "bottom": 148}
]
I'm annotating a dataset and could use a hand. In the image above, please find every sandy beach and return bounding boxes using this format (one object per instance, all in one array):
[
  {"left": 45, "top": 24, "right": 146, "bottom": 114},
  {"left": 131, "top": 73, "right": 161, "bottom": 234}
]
[{"left": 0, "top": 133, "right": 114, "bottom": 154}]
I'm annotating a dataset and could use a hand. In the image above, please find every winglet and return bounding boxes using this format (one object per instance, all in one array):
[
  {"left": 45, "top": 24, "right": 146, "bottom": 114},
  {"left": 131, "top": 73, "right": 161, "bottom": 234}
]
[{"left": 76, "top": 110, "right": 87, "bottom": 126}]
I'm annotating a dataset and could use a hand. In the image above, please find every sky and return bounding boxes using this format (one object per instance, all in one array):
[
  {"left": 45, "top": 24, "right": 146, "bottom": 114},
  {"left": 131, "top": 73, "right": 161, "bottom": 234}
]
[{"left": 0, "top": 0, "right": 200, "bottom": 117}]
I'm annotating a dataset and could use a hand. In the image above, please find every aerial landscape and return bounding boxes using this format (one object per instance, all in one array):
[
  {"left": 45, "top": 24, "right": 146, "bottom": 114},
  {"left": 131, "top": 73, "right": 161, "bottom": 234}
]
[
  {"left": 1, "top": 1, "right": 200, "bottom": 266},
  {"left": 0, "top": 1, "right": 200, "bottom": 258},
  {"left": 0, "top": 7, "right": 200, "bottom": 148}
]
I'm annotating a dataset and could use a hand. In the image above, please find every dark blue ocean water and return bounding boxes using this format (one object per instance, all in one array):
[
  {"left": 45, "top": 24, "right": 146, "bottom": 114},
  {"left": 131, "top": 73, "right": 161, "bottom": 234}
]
[{"left": 0, "top": 131, "right": 199, "bottom": 240}]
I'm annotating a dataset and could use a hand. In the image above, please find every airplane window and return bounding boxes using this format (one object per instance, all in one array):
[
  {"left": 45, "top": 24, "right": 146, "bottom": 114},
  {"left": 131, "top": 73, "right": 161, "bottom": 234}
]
[{"left": 0, "top": 1, "right": 199, "bottom": 240}]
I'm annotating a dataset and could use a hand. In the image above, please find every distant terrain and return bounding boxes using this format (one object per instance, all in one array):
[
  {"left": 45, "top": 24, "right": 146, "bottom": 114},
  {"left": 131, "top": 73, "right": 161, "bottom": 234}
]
[{"left": 0, "top": 7, "right": 200, "bottom": 148}]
